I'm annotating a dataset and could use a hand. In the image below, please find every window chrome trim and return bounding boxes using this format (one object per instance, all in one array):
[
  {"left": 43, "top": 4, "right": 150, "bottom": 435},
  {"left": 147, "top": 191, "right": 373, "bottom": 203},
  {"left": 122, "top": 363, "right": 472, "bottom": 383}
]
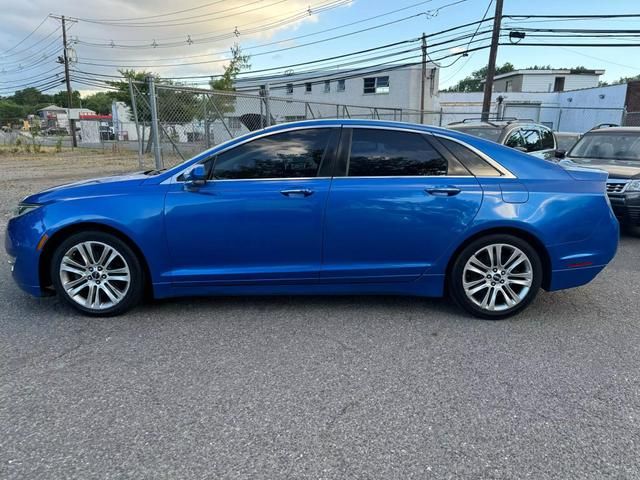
[
  {"left": 168, "top": 124, "right": 338, "bottom": 184},
  {"left": 167, "top": 122, "right": 515, "bottom": 183},
  {"left": 431, "top": 132, "right": 516, "bottom": 178},
  {"left": 346, "top": 125, "right": 516, "bottom": 179}
]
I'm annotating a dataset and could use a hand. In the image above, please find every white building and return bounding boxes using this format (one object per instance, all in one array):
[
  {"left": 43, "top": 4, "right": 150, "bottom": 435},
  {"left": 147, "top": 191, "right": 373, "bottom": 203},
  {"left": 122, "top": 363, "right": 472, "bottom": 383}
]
[
  {"left": 234, "top": 64, "right": 440, "bottom": 120},
  {"left": 483, "top": 69, "right": 605, "bottom": 93},
  {"left": 438, "top": 83, "right": 631, "bottom": 132},
  {"left": 38, "top": 105, "right": 96, "bottom": 131}
]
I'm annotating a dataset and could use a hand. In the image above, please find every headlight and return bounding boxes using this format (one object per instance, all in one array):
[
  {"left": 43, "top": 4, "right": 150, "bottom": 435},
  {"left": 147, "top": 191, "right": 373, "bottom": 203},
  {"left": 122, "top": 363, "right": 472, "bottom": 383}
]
[
  {"left": 12, "top": 203, "right": 41, "bottom": 218},
  {"left": 626, "top": 180, "right": 640, "bottom": 192}
]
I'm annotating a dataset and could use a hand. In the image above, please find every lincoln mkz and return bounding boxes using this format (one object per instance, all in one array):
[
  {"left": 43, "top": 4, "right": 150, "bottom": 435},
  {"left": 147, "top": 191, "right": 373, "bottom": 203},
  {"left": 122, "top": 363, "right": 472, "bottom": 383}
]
[{"left": 6, "top": 120, "right": 619, "bottom": 319}]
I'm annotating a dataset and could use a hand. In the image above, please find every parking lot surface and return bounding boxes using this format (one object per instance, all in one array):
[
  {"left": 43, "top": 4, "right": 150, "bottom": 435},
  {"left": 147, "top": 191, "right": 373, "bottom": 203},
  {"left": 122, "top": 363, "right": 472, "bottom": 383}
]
[{"left": 1, "top": 157, "right": 639, "bottom": 479}]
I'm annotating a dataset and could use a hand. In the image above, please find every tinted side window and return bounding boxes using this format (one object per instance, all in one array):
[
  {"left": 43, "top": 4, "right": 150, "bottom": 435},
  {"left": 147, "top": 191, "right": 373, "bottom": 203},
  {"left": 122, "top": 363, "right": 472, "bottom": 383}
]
[
  {"left": 348, "top": 129, "right": 448, "bottom": 177},
  {"left": 505, "top": 130, "right": 525, "bottom": 148},
  {"left": 521, "top": 128, "right": 542, "bottom": 152},
  {"left": 540, "top": 128, "right": 555, "bottom": 149},
  {"left": 437, "top": 137, "right": 502, "bottom": 177},
  {"left": 212, "top": 129, "right": 332, "bottom": 179}
]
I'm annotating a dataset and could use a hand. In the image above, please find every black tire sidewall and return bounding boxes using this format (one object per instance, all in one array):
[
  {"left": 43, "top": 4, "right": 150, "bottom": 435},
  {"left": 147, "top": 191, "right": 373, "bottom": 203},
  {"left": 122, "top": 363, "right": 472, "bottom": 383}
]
[
  {"left": 449, "top": 234, "right": 543, "bottom": 320},
  {"left": 51, "top": 231, "right": 144, "bottom": 316}
]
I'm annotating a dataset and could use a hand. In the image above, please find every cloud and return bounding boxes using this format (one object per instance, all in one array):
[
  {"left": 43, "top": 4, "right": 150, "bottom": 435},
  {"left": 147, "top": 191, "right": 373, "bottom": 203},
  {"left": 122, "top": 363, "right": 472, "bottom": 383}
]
[{"left": 1, "top": 0, "right": 349, "bottom": 90}]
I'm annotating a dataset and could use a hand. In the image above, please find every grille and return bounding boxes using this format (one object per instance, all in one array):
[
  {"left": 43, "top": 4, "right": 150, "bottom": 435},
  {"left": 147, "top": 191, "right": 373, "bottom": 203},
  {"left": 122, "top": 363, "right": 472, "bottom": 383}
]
[{"left": 606, "top": 182, "right": 627, "bottom": 193}]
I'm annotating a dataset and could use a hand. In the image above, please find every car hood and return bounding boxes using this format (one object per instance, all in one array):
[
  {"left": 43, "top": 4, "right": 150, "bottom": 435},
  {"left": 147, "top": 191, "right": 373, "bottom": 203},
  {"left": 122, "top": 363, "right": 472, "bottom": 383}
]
[
  {"left": 22, "top": 172, "right": 150, "bottom": 204},
  {"left": 565, "top": 157, "right": 640, "bottom": 180}
]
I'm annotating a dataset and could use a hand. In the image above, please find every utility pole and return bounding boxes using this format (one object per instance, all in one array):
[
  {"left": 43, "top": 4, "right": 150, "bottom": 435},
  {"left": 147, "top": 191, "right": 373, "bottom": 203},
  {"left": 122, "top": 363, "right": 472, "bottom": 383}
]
[
  {"left": 420, "top": 33, "right": 427, "bottom": 124},
  {"left": 481, "top": 0, "right": 504, "bottom": 122},
  {"left": 52, "top": 15, "right": 78, "bottom": 147}
]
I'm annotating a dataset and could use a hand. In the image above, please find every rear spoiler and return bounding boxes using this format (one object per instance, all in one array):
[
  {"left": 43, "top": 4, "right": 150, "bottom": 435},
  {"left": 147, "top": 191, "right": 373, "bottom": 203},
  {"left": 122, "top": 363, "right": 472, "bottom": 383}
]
[{"left": 558, "top": 159, "right": 609, "bottom": 182}]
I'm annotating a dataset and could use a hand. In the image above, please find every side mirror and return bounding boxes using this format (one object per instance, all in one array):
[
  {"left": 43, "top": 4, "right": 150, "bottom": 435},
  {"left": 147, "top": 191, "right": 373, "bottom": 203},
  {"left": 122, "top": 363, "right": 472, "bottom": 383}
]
[
  {"left": 554, "top": 149, "right": 566, "bottom": 159},
  {"left": 184, "top": 164, "right": 207, "bottom": 190}
]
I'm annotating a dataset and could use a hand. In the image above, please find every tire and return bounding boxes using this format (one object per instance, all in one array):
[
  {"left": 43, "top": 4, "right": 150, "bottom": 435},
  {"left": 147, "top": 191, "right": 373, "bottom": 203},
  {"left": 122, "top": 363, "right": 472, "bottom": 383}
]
[
  {"left": 448, "top": 234, "right": 543, "bottom": 320},
  {"left": 51, "top": 231, "right": 144, "bottom": 316}
]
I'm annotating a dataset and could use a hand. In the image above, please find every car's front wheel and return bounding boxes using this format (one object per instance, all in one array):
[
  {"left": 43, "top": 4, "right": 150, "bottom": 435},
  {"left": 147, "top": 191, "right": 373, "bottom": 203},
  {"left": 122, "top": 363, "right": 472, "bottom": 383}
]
[
  {"left": 51, "top": 231, "right": 144, "bottom": 316},
  {"left": 449, "top": 234, "right": 542, "bottom": 319}
]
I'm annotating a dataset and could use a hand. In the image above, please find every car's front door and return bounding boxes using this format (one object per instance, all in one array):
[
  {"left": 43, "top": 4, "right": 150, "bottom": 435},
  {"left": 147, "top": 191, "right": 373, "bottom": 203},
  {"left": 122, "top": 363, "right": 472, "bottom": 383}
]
[
  {"left": 163, "top": 127, "right": 339, "bottom": 285},
  {"left": 320, "top": 127, "right": 484, "bottom": 282}
]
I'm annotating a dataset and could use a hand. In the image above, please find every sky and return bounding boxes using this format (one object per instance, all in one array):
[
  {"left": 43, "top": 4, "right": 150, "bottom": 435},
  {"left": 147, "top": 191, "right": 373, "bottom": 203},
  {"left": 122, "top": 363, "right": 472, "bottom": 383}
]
[{"left": 1, "top": 0, "right": 639, "bottom": 97}]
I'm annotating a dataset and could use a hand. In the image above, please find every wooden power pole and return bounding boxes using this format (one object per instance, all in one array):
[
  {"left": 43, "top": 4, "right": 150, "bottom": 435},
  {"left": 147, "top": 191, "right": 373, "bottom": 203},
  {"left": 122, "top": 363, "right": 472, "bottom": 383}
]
[
  {"left": 420, "top": 33, "right": 427, "bottom": 124},
  {"left": 481, "top": 0, "right": 504, "bottom": 122},
  {"left": 52, "top": 15, "right": 78, "bottom": 147}
]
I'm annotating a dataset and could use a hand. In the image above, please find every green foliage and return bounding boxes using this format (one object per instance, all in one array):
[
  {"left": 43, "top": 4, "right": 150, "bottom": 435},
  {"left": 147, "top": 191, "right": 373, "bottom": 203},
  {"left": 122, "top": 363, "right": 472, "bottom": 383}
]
[
  {"left": 83, "top": 91, "right": 119, "bottom": 115},
  {"left": 0, "top": 100, "right": 25, "bottom": 125},
  {"left": 209, "top": 45, "right": 251, "bottom": 91},
  {"left": 444, "top": 62, "right": 515, "bottom": 92},
  {"left": 55, "top": 137, "right": 63, "bottom": 153},
  {"left": 52, "top": 90, "right": 82, "bottom": 108}
]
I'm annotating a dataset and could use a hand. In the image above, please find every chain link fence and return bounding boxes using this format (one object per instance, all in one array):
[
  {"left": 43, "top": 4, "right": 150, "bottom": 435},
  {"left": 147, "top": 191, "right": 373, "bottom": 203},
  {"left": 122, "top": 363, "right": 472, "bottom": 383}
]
[{"left": 122, "top": 80, "right": 638, "bottom": 169}]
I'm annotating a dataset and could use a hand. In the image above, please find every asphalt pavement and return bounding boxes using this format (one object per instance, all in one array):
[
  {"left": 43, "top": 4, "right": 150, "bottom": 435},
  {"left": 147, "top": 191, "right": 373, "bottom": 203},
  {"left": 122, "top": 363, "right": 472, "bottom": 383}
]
[{"left": 1, "top": 231, "right": 639, "bottom": 479}]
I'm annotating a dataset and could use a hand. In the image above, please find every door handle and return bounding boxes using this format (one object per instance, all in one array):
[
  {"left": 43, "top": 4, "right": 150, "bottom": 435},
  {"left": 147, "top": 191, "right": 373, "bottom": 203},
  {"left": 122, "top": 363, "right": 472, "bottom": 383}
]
[
  {"left": 425, "top": 186, "right": 461, "bottom": 197},
  {"left": 280, "top": 188, "right": 314, "bottom": 197}
]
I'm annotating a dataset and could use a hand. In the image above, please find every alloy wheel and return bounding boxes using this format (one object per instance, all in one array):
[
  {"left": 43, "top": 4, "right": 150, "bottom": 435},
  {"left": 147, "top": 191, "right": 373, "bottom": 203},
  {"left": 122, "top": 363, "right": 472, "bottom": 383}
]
[
  {"left": 58, "top": 241, "right": 131, "bottom": 310},
  {"left": 462, "top": 243, "right": 533, "bottom": 312}
]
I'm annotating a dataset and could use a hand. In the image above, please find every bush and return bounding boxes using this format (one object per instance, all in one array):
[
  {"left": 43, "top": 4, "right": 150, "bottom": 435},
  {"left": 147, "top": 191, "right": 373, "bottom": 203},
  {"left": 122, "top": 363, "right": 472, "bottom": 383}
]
[{"left": 55, "top": 138, "right": 63, "bottom": 153}]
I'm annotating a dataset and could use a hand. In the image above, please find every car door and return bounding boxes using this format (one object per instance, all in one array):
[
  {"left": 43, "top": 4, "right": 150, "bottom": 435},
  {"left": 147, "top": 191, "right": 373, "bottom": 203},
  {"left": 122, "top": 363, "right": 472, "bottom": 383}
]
[
  {"left": 537, "top": 126, "right": 557, "bottom": 160},
  {"left": 163, "top": 127, "right": 339, "bottom": 285},
  {"left": 320, "top": 127, "right": 484, "bottom": 282}
]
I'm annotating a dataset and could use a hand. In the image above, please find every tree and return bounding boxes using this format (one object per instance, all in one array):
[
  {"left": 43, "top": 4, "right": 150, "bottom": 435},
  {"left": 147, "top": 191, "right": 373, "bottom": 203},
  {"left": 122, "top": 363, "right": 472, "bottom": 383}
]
[
  {"left": 209, "top": 44, "right": 251, "bottom": 91},
  {"left": 0, "top": 100, "right": 25, "bottom": 126},
  {"left": 52, "top": 90, "right": 81, "bottom": 108},
  {"left": 83, "top": 91, "right": 119, "bottom": 114},
  {"left": 444, "top": 62, "right": 515, "bottom": 92}
]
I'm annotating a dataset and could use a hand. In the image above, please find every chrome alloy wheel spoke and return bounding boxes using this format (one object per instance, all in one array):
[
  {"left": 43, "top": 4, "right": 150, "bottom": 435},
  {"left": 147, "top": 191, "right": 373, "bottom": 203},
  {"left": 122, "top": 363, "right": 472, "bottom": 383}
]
[
  {"left": 462, "top": 243, "right": 533, "bottom": 312},
  {"left": 59, "top": 241, "right": 130, "bottom": 311}
]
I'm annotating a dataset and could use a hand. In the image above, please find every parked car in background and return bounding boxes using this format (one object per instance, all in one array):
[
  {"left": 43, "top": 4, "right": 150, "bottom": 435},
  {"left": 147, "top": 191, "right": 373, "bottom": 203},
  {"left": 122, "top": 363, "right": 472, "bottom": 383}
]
[
  {"left": 555, "top": 131, "right": 582, "bottom": 152},
  {"left": 559, "top": 125, "right": 640, "bottom": 234},
  {"left": 44, "top": 126, "right": 68, "bottom": 136},
  {"left": 6, "top": 120, "right": 618, "bottom": 319},
  {"left": 447, "top": 119, "right": 557, "bottom": 160}
]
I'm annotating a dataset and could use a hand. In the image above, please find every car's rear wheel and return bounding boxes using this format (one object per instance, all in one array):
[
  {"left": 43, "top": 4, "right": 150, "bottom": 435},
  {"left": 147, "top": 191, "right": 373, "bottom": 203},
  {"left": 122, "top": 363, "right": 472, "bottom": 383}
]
[
  {"left": 51, "top": 231, "right": 144, "bottom": 316},
  {"left": 449, "top": 234, "right": 542, "bottom": 319}
]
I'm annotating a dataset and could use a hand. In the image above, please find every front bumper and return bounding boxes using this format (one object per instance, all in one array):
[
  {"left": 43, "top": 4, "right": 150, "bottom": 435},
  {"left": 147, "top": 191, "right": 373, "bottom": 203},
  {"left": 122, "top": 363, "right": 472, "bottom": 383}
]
[
  {"left": 5, "top": 213, "right": 49, "bottom": 297},
  {"left": 608, "top": 192, "right": 640, "bottom": 227}
]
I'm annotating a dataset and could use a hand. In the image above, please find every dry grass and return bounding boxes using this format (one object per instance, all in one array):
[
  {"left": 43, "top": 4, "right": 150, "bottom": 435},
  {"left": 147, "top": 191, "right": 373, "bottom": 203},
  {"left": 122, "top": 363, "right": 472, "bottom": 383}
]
[{"left": 0, "top": 148, "right": 157, "bottom": 227}]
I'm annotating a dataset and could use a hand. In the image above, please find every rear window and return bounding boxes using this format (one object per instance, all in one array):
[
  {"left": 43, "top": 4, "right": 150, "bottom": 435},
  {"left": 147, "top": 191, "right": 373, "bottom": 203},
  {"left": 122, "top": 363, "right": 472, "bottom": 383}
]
[
  {"left": 437, "top": 137, "right": 502, "bottom": 177},
  {"left": 449, "top": 127, "right": 502, "bottom": 142}
]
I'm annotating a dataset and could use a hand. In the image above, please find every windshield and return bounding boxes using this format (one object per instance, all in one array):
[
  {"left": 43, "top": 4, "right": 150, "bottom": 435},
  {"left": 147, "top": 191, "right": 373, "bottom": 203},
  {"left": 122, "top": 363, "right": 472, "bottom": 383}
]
[
  {"left": 450, "top": 127, "right": 502, "bottom": 142},
  {"left": 568, "top": 132, "right": 640, "bottom": 163}
]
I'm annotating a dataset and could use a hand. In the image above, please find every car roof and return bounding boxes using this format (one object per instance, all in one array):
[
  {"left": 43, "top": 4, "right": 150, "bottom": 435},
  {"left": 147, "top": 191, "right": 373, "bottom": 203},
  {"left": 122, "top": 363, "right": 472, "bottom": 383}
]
[
  {"left": 585, "top": 126, "right": 640, "bottom": 134},
  {"left": 447, "top": 120, "right": 544, "bottom": 129}
]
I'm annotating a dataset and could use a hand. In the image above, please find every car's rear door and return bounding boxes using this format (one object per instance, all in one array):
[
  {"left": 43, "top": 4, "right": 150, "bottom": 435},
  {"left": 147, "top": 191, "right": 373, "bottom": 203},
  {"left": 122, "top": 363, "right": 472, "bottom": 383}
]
[
  {"left": 163, "top": 126, "right": 339, "bottom": 285},
  {"left": 320, "top": 127, "right": 484, "bottom": 282}
]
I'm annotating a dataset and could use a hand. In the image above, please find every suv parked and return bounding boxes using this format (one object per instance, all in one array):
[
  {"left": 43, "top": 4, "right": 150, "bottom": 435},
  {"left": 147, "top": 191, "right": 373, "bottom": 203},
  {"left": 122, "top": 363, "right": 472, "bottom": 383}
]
[
  {"left": 448, "top": 119, "right": 557, "bottom": 159},
  {"left": 559, "top": 125, "right": 640, "bottom": 233}
]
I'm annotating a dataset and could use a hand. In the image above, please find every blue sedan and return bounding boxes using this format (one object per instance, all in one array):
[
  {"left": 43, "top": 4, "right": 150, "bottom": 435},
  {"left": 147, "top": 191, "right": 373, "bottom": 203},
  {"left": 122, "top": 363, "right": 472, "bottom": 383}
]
[{"left": 5, "top": 120, "right": 618, "bottom": 319}]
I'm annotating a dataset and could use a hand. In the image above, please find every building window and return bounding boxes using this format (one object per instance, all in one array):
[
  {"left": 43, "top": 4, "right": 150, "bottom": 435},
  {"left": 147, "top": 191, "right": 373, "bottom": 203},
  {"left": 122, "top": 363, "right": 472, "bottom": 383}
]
[
  {"left": 324, "top": 80, "right": 331, "bottom": 93},
  {"left": 363, "top": 76, "right": 390, "bottom": 94},
  {"left": 305, "top": 83, "right": 312, "bottom": 93},
  {"left": 337, "top": 79, "right": 345, "bottom": 92},
  {"left": 286, "top": 83, "right": 294, "bottom": 95},
  {"left": 505, "top": 80, "right": 513, "bottom": 92},
  {"left": 553, "top": 77, "right": 565, "bottom": 92},
  {"left": 228, "top": 116, "right": 242, "bottom": 129}
]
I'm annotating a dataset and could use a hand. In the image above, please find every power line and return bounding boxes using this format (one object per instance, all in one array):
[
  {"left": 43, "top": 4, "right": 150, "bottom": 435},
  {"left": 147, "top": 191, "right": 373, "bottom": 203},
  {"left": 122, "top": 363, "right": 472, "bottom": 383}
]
[{"left": 0, "top": 16, "right": 51, "bottom": 55}]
